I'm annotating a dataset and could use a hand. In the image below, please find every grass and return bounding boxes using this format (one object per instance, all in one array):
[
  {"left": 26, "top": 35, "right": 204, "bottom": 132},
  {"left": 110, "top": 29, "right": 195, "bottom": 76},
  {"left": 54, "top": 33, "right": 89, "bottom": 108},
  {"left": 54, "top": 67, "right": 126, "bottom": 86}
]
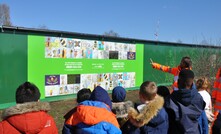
[{"left": 0, "top": 90, "right": 140, "bottom": 134}]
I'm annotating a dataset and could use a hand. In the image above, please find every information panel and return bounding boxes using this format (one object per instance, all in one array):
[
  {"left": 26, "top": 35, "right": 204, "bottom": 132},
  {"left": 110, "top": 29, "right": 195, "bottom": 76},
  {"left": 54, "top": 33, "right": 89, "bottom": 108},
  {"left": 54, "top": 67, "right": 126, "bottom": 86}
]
[{"left": 28, "top": 35, "right": 143, "bottom": 98}]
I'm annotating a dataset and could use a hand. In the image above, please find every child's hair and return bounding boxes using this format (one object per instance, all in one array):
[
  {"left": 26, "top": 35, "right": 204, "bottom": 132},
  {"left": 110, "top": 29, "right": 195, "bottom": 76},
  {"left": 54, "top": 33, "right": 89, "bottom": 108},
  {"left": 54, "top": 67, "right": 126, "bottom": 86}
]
[
  {"left": 16, "top": 82, "right": 41, "bottom": 103},
  {"left": 178, "top": 69, "right": 194, "bottom": 89},
  {"left": 77, "top": 88, "right": 92, "bottom": 103},
  {"left": 140, "top": 81, "right": 157, "bottom": 101},
  {"left": 196, "top": 77, "right": 211, "bottom": 92},
  {"left": 181, "top": 56, "right": 192, "bottom": 69},
  {"left": 157, "top": 86, "right": 170, "bottom": 99}
]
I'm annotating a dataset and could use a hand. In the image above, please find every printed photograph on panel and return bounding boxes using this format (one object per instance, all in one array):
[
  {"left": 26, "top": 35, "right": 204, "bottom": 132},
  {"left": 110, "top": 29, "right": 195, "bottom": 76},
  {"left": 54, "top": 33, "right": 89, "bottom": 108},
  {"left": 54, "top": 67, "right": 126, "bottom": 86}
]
[
  {"left": 45, "top": 75, "right": 60, "bottom": 86},
  {"left": 81, "top": 74, "right": 92, "bottom": 89},
  {"left": 124, "top": 80, "right": 131, "bottom": 88},
  {"left": 67, "top": 84, "right": 74, "bottom": 94},
  {"left": 123, "top": 44, "right": 129, "bottom": 51},
  {"left": 92, "top": 50, "right": 98, "bottom": 59},
  {"left": 119, "top": 51, "right": 127, "bottom": 60},
  {"left": 103, "top": 50, "right": 109, "bottom": 59},
  {"left": 60, "top": 38, "right": 67, "bottom": 47},
  {"left": 109, "top": 81, "right": 113, "bottom": 90},
  {"left": 109, "top": 42, "right": 116, "bottom": 51},
  {"left": 67, "top": 74, "right": 80, "bottom": 84},
  {"left": 104, "top": 42, "right": 110, "bottom": 51},
  {"left": 118, "top": 79, "right": 124, "bottom": 87},
  {"left": 59, "top": 86, "right": 65, "bottom": 95},
  {"left": 45, "top": 85, "right": 59, "bottom": 97},
  {"left": 93, "top": 41, "right": 98, "bottom": 50},
  {"left": 51, "top": 37, "right": 60, "bottom": 47},
  {"left": 66, "top": 48, "right": 74, "bottom": 58},
  {"left": 60, "top": 75, "right": 67, "bottom": 85},
  {"left": 109, "top": 51, "right": 118, "bottom": 59},
  {"left": 123, "top": 72, "right": 129, "bottom": 80},
  {"left": 111, "top": 73, "right": 119, "bottom": 87},
  {"left": 127, "top": 52, "right": 136, "bottom": 60},
  {"left": 97, "top": 74, "right": 104, "bottom": 82},
  {"left": 92, "top": 74, "right": 98, "bottom": 82},
  {"left": 45, "top": 47, "right": 52, "bottom": 58},
  {"left": 74, "top": 39, "right": 81, "bottom": 49},
  {"left": 97, "top": 50, "right": 104, "bottom": 59},
  {"left": 73, "top": 49, "right": 83, "bottom": 58},
  {"left": 115, "top": 43, "right": 123, "bottom": 51},
  {"left": 85, "top": 49, "right": 93, "bottom": 59},
  {"left": 98, "top": 41, "right": 104, "bottom": 50},
  {"left": 61, "top": 48, "right": 67, "bottom": 58},
  {"left": 67, "top": 39, "right": 75, "bottom": 48},
  {"left": 81, "top": 40, "right": 93, "bottom": 50},
  {"left": 73, "top": 84, "right": 81, "bottom": 93},
  {"left": 45, "top": 37, "right": 60, "bottom": 48},
  {"left": 103, "top": 73, "right": 110, "bottom": 81},
  {"left": 129, "top": 44, "right": 136, "bottom": 52}
]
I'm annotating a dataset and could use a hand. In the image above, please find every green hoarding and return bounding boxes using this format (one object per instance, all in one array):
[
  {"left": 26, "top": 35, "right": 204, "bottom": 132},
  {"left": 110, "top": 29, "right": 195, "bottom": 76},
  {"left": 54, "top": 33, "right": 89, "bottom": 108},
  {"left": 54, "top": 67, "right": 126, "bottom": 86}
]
[
  {"left": 143, "top": 43, "right": 221, "bottom": 85},
  {"left": 0, "top": 33, "right": 27, "bottom": 105},
  {"left": 1, "top": 26, "right": 220, "bottom": 109}
]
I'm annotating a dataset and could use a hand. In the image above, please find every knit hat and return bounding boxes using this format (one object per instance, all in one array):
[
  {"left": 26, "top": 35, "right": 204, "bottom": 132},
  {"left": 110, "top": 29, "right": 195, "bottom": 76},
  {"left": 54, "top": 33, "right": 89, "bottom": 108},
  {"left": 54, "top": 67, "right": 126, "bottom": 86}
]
[
  {"left": 112, "top": 86, "right": 126, "bottom": 102},
  {"left": 90, "top": 86, "right": 112, "bottom": 109}
]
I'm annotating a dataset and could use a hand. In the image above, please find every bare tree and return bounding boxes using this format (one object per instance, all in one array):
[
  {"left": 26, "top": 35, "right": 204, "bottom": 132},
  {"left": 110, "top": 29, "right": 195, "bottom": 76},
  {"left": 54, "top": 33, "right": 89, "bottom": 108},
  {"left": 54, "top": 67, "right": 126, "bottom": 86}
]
[
  {"left": 0, "top": 4, "right": 12, "bottom": 26},
  {"left": 103, "top": 30, "right": 119, "bottom": 37},
  {"left": 188, "top": 40, "right": 221, "bottom": 91}
]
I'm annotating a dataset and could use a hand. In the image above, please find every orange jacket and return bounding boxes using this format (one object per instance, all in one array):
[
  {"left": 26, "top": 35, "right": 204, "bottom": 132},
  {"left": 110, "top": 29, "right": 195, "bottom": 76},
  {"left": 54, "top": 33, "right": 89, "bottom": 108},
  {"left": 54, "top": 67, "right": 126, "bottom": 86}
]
[
  {"left": 212, "top": 68, "right": 221, "bottom": 111},
  {"left": 65, "top": 103, "right": 119, "bottom": 128},
  {"left": 0, "top": 102, "right": 58, "bottom": 134},
  {"left": 152, "top": 63, "right": 182, "bottom": 91}
]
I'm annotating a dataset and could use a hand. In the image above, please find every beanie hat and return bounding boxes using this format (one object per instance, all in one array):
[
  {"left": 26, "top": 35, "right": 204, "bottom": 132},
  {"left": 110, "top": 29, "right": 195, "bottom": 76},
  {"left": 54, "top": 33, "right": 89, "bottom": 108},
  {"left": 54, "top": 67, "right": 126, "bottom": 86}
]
[
  {"left": 112, "top": 86, "right": 126, "bottom": 102},
  {"left": 90, "top": 86, "right": 112, "bottom": 109}
]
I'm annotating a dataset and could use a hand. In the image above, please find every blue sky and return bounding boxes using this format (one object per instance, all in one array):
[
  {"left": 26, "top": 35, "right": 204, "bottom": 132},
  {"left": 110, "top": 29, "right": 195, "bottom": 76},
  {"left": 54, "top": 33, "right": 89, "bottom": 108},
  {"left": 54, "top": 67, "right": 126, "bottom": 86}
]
[{"left": 1, "top": 0, "right": 221, "bottom": 44}]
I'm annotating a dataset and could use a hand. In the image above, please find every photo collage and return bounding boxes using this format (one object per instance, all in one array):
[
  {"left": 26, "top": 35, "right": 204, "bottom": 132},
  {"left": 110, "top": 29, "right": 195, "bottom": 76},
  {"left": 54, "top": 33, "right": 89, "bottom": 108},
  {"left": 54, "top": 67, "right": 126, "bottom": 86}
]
[
  {"left": 45, "top": 72, "right": 135, "bottom": 97},
  {"left": 45, "top": 37, "right": 136, "bottom": 60}
]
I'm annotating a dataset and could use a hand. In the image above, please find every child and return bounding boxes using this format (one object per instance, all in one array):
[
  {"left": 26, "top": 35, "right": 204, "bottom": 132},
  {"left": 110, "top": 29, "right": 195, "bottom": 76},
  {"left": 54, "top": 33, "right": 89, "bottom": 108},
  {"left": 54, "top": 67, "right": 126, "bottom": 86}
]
[
  {"left": 76, "top": 88, "right": 92, "bottom": 103},
  {"left": 0, "top": 82, "right": 58, "bottom": 133},
  {"left": 196, "top": 77, "right": 214, "bottom": 122},
  {"left": 62, "top": 86, "right": 121, "bottom": 134},
  {"left": 112, "top": 86, "right": 133, "bottom": 127},
  {"left": 165, "top": 69, "right": 206, "bottom": 134},
  {"left": 121, "top": 81, "right": 168, "bottom": 134},
  {"left": 157, "top": 86, "right": 170, "bottom": 100},
  {"left": 151, "top": 56, "right": 192, "bottom": 91},
  {"left": 63, "top": 88, "right": 92, "bottom": 122}
]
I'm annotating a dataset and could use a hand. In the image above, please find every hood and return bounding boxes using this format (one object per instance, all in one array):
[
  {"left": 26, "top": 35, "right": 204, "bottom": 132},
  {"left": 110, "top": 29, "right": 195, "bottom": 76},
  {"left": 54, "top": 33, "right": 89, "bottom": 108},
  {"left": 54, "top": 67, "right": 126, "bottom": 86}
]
[
  {"left": 2, "top": 102, "right": 51, "bottom": 133},
  {"left": 172, "top": 89, "right": 192, "bottom": 106},
  {"left": 128, "top": 95, "right": 164, "bottom": 127},
  {"left": 112, "top": 101, "right": 134, "bottom": 118},
  {"left": 73, "top": 101, "right": 120, "bottom": 128},
  {"left": 172, "top": 85, "right": 201, "bottom": 107}
]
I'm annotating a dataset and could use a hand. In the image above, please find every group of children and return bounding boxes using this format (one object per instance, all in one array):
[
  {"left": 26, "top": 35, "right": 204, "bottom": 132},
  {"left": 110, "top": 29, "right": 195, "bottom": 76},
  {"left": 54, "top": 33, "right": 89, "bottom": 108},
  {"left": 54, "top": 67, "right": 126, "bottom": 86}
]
[{"left": 0, "top": 56, "right": 221, "bottom": 134}]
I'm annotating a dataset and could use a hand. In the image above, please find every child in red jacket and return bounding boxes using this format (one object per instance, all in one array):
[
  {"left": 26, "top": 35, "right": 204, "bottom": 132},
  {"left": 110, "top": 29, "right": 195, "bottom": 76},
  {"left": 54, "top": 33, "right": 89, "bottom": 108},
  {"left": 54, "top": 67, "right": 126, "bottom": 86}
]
[{"left": 0, "top": 82, "right": 58, "bottom": 134}]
